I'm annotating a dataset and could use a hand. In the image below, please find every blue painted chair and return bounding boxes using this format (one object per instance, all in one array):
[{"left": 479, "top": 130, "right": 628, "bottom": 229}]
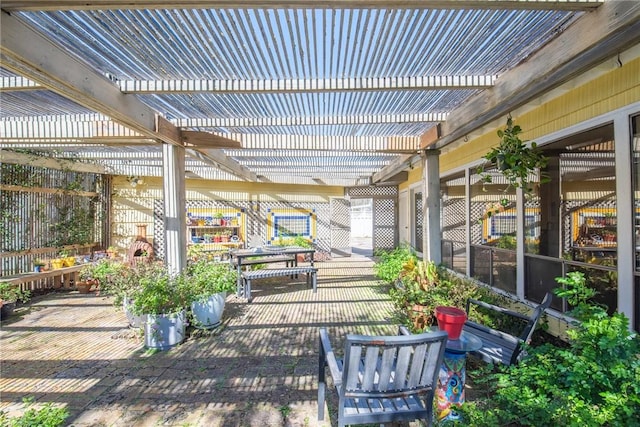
[{"left": 318, "top": 327, "right": 448, "bottom": 427}]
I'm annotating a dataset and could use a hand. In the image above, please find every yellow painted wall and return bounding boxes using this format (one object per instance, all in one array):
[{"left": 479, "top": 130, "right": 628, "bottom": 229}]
[
  {"left": 398, "top": 166, "right": 423, "bottom": 192},
  {"left": 110, "top": 176, "right": 343, "bottom": 251},
  {"left": 440, "top": 54, "right": 640, "bottom": 174}
]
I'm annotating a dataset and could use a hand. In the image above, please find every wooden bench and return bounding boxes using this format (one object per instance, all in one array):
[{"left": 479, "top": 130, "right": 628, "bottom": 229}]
[
  {"left": 239, "top": 266, "right": 318, "bottom": 302},
  {"left": 462, "top": 292, "right": 553, "bottom": 365},
  {"left": 230, "top": 255, "right": 295, "bottom": 268},
  {"left": 3, "top": 264, "right": 88, "bottom": 293}
]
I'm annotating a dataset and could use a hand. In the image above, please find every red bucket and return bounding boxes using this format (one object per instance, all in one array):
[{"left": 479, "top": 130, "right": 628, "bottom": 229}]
[{"left": 435, "top": 306, "right": 467, "bottom": 340}]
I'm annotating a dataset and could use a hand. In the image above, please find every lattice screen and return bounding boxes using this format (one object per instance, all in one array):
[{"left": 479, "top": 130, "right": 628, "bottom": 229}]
[
  {"left": 374, "top": 198, "right": 396, "bottom": 250},
  {"left": 347, "top": 185, "right": 398, "bottom": 198},
  {"left": 330, "top": 197, "right": 351, "bottom": 257},
  {"left": 414, "top": 192, "right": 423, "bottom": 252}
]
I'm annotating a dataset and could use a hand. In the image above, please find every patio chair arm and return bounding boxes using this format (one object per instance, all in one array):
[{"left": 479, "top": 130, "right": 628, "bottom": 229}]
[{"left": 319, "top": 328, "right": 342, "bottom": 387}]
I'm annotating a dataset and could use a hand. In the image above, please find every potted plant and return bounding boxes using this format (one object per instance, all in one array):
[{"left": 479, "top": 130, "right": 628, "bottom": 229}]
[
  {"left": 58, "top": 249, "right": 76, "bottom": 267},
  {"left": 186, "top": 259, "right": 237, "bottom": 329},
  {"left": 129, "top": 264, "right": 190, "bottom": 350},
  {"left": 33, "top": 258, "right": 46, "bottom": 273},
  {"left": 108, "top": 262, "right": 160, "bottom": 328},
  {"left": 477, "top": 116, "right": 549, "bottom": 207},
  {"left": 78, "top": 259, "right": 123, "bottom": 294},
  {"left": 0, "top": 281, "right": 30, "bottom": 320},
  {"left": 213, "top": 212, "right": 224, "bottom": 226}
]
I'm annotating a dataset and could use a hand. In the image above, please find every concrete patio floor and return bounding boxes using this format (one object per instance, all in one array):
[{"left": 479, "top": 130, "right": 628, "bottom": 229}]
[{"left": 0, "top": 255, "right": 407, "bottom": 426}]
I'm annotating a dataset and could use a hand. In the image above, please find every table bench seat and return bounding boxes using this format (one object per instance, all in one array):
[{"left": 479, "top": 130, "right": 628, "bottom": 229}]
[
  {"left": 230, "top": 255, "right": 295, "bottom": 268},
  {"left": 239, "top": 266, "right": 318, "bottom": 302}
]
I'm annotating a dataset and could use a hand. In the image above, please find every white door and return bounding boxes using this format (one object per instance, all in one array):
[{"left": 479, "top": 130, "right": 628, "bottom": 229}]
[{"left": 399, "top": 190, "right": 409, "bottom": 245}]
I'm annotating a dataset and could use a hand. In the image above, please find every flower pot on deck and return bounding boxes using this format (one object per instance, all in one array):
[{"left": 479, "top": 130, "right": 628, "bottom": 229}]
[
  {"left": 76, "top": 281, "right": 93, "bottom": 294},
  {"left": 191, "top": 292, "right": 227, "bottom": 329},
  {"left": 144, "top": 311, "right": 186, "bottom": 350},
  {"left": 435, "top": 306, "right": 467, "bottom": 340}
]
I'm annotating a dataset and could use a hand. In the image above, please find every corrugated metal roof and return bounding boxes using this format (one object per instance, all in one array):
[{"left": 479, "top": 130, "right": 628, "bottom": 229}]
[{"left": 0, "top": 4, "right": 587, "bottom": 185}]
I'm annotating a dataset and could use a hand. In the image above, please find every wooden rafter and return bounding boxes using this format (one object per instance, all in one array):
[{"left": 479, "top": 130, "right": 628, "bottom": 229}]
[
  {"left": 0, "top": 0, "right": 603, "bottom": 12},
  {"left": 117, "top": 75, "right": 495, "bottom": 94},
  {"left": 176, "top": 113, "right": 445, "bottom": 128},
  {"left": 0, "top": 149, "right": 108, "bottom": 174},
  {"left": 0, "top": 10, "right": 253, "bottom": 181},
  {"left": 373, "top": 0, "right": 640, "bottom": 183}
]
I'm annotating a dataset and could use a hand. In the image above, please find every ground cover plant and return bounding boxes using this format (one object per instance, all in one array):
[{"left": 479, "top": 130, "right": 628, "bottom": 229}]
[
  {"left": 0, "top": 397, "right": 68, "bottom": 427},
  {"left": 457, "top": 271, "right": 640, "bottom": 426}
]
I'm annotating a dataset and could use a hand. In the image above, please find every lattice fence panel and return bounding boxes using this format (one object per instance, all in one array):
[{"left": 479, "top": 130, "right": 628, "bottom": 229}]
[
  {"left": 374, "top": 198, "right": 396, "bottom": 250},
  {"left": 347, "top": 185, "right": 398, "bottom": 198},
  {"left": 330, "top": 197, "right": 351, "bottom": 256},
  {"left": 414, "top": 192, "right": 423, "bottom": 252}
]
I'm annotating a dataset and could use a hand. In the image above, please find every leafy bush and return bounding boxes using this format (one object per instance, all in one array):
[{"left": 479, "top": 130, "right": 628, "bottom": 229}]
[
  {"left": 0, "top": 397, "right": 68, "bottom": 427},
  {"left": 186, "top": 259, "right": 237, "bottom": 302},
  {"left": 0, "top": 282, "right": 30, "bottom": 303},
  {"left": 130, "top": 265, "right": 190, "bottom": 316},
  {"left": 373, "top": 245, "right": 417, "bottom": 284},
  {"left": 459, "top": 272, "right": 640, "bottom": 426},
  {"left": 388, "top": 258, "right": 488, "bottom": 332}
]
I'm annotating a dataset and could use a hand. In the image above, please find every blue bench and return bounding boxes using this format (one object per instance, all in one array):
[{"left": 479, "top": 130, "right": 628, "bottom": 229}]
[
  {"left": 239, "top": 266, "right": 318, "bottom": 302},
  {"left": 462, "top": 292, "right": 553, "bottom": 365}
]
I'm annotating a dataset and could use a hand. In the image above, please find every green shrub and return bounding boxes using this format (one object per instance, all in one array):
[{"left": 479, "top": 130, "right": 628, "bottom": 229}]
[
  {"left": 186, "top": 259, "right": 237, "bottom": 301},
  {"left": 388, "top": 259, "right": 489, "bottom": 332},
  {"left": 0, "top": 281, "right": 30, "bottom": 303},
  {"left": 458, "top": 273, "right": 640, "bottom": 426},
  {"left": 0, "top": 397, "right": 68, "bottom": 427},
  {"left": 373, "top": 245, "right": 417, "bottom": 284}
]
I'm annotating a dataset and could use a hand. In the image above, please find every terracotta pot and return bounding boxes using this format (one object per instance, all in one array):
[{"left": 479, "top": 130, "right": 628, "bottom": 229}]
[{"left": 76, "top": 281, "right": 93, "bottom": 294}]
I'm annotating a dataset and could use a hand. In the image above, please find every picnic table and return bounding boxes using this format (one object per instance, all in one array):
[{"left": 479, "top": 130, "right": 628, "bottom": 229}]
[{"left": 229, "top": 246, "right": 317, "bottom": 302}]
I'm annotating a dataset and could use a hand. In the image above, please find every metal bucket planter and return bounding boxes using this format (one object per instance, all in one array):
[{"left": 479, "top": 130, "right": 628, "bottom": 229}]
[
  {"left": 191, "top": 292, "right": 227, "bottom": 329},
  {"left": 144, "top": 310, "right": 186, "bottom": 350},
  {"left": 123, "top": 297, "right": 147, "bottom": 329}
]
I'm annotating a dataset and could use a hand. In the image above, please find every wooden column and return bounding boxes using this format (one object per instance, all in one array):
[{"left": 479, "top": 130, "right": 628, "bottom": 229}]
[
  {"left": 422, "top": 149, "right": 442, "bottom": 264},
  {"left": 162, "top": 143, "right": 187, "bottom": 274}
]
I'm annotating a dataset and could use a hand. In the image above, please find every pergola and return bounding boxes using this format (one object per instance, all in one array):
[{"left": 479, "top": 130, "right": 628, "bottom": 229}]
[{"left": 2, "top": 0, "right": 639, "bottom": 188}]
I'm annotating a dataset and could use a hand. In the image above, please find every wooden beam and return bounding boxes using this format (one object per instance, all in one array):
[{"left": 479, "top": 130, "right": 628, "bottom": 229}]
[
  {"left": 0, "top": 184, "right": 99, "bottom": 198},
  {"left": 372, "top": 154, "right": 415, "bottom": 183},
  {"left": 0, "top": 1, "right": 603, "bottom": 12},
  {"left": 118, "top": 75, "right": 495, "bottom": 94},
  {"left": 419, "top": 124, "right": 442, "bottom": 149},
  {"left": 0, "top": 149, "right": 108, "bottom": 174},
  {"left": 433, "top": 0, "right": 640, "bottom": 150},
  {"left": 0, "top": 11, "right": 254, "bottom": 182},
  {"left": 373, "top": 0, "right": 640, "bottom": 183},
  {"left": 0, "top": 10, "right": 181, "bottom": 146},
  {"left": 182, "top": 131, "right": 243, "bottom": 149},
  {"left": 189, "top": 149, "right": 257, "bottom": 182},
  {"left": 176, "top": 113, "right": 446, "bottom": 128}
]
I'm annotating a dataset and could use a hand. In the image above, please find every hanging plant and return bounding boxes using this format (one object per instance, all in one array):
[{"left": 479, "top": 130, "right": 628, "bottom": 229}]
[{"left": 478, "top": 115, "right": 549, "bottom": 201}]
